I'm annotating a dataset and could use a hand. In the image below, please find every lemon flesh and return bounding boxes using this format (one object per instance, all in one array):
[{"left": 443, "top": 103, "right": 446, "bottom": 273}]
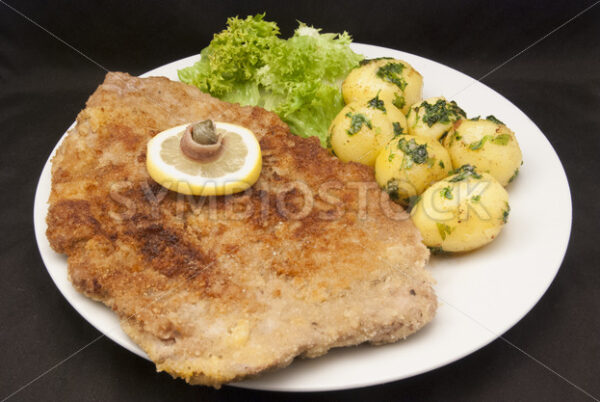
[{"left": 146, "top": 122, "right": 262, "bottom": 196}]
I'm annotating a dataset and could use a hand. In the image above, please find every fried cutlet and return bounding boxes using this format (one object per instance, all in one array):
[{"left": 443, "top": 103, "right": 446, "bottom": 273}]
[{"left": 46, "top": 72, "right": 436, "bottom": 387}]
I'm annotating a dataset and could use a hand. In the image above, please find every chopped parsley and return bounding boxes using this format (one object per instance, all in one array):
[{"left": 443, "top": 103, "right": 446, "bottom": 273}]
[
  {"left": 502, "top": 202, "right": 511, "bottom": 223},
  {"left": 468, "top": 133, "right": 511, "bottom": 150},
  {"left": 392, "top": 122, "right": 405, "bottom": 135},
  {"left": 384, "top": 179, "right": 400, "bottom": 201},
  {"left": 448, "top": 164, "right": 482, "bottom": 182},
  {"left": 403, "top": 194, "right": 421, "bottom": 210},
  {"left": 509, "top": 168, "right": 520, "bottom": 183},
  {"left": 367, "top": 93, "right": 386, "bottom": 113},
  {"left": 491, "top": 133, "right": 511, "bottom": 145},
  {"left": 428, "top": 246, "right": 450, "bottom": 255},
  {"left": 392, "top": 93, "right": 406, "bottom": 110},
  {"left": 486, "top": 115, "right": 505, "bottom": 125},
  {"left": 345, "top": 112, "right": 372, "bottom": 135},
  {"left": 438, "top": 160, "right": 445, "bottom": 169},
  {"left": 436, "top": 223, "right": 453, "bottom": 240},
  {"left": 439, "top": 131, "right": 449, "bottom": 143},
  {"left": 471, "top": 115, "right": 505, "bottom": 125},
  {"left": 440, "top": 186, "right": 453, "bottom": 200},
  {"left": 417, "top": 99, "right": 466, "bottom": 127},
  {"left": 376, "top": 62, "right": 407, "bottom": 90},
  {"left": 359, "top": 57, "right": 392, "bottom": 66},
  {"left": 471, "top": 195, "right": 481, "bottom": 203},
  {"left": 469, "top": 136, "right": 489, "bottom": 150},
  {"left": 397, "top": 138, "right": 429, "bottom": 166}
]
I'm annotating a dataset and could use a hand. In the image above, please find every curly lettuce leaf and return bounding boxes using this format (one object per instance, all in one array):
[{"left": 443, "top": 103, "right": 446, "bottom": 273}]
[
  {"left": 278, "top": 83, "right": 345, "bottom": 143},
  {"left": 178, "top": 14, "right": 280, "bottom": 96},
  {"left": 178, "top": 15, "right": 363, "bottom": 146}
]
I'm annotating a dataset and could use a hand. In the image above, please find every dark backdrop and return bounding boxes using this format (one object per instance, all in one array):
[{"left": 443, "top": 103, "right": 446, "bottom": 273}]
[{"left": 1, "top": 1, "right": 599, "bottom": 401}]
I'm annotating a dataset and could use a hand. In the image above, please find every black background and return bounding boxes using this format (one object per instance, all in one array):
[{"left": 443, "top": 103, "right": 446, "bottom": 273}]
[{"left": 1, "top": 1, "right": 599, "bottom": 401}]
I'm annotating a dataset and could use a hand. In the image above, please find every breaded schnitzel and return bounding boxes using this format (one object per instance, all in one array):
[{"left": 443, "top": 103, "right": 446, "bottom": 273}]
[{"left": 46, "top": 72, "right": 436, "bottom": 387}]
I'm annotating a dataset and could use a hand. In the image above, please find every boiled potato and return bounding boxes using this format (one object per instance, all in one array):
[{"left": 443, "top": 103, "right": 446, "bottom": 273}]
[
  {"left": 443, "top": 116, "right": 523, "bottom": 186},
  {"left": 411, "top": 165, "right": 510, "bottom": 252},
  {"left": 342, "top": 58, "right": 423, "bottom": 114},
  {"left": 375, "top": 135, "right": 452, "bottom": 204},
  {"left": 328, "top": 97, "right": 407, "bottom": 166},
  {"left": 406, "top": 97, "right": 466, "bottom": 141}
]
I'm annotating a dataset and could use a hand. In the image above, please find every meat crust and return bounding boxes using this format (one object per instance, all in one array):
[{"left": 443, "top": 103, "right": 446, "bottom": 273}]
[{"left": 46, "top": 72, "right": 436, "bottom": 387}]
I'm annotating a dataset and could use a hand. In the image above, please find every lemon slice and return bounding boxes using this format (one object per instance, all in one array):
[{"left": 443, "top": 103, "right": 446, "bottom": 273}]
[{"left": 146, "top": 122, "right": 262, "bottom": 196}]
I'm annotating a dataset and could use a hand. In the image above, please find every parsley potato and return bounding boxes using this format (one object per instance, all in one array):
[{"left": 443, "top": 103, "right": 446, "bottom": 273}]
[
  {"left": 342, "top": 58, "right": 423, "bottom": 114},
  {"left": 411, "top": 165, "right": 510, "bottom": 252},
  {"left": 328, "top": 98, "right": 408, "bottom": 166},
  {"left": 375, "top": 135, "right": 452, "bottom": 203},
  {"left": 406, "top": 97, "right": 466, "bottom": 141},
  {"left": 443, "top": 117, "right": 523, "bottom": 186}
]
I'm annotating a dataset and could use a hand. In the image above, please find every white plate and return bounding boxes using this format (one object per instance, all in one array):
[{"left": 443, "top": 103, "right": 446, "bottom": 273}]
[{"left": 33, "top": 43, "right": 572, "bottom": 392}]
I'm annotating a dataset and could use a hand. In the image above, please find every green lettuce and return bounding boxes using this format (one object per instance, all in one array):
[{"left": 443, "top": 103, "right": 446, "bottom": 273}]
[{"left": 177, "top": 14, "right": 363, "bottom": 146}]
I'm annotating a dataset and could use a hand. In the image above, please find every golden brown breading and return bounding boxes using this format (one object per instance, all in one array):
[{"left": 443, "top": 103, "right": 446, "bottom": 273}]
[{"left": 47, "top": 72, "right": 436, "bottom": 387}]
